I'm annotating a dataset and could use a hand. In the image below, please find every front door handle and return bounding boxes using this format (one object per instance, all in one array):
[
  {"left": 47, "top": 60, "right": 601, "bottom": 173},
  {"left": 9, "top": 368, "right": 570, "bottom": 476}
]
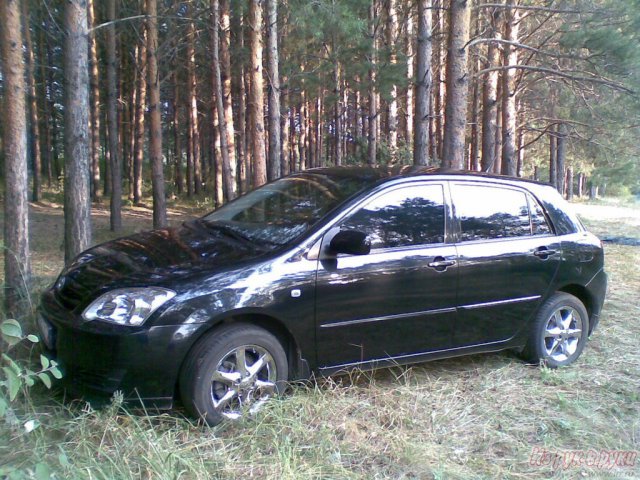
[
  {"left": 428, "top": 256, "right": 456, "bottom": 272},
  {"left": 533, "top": 247, "right": 556, "bottom": 259}
]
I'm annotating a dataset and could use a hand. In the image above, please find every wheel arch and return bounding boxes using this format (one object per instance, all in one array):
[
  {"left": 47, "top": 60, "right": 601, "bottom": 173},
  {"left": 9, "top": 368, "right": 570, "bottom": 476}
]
[
  {"left": 175, "top": 311, "right": 310, "bottom": 399},
  {"left": 556, "top": 284, "right": 595, "bottom": 333}
]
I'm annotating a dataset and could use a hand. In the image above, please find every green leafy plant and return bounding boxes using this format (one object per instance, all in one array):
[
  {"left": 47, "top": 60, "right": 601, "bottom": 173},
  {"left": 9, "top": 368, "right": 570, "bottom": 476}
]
[{"left": 0, "top": 319, "right": 62, "bottom": 421}]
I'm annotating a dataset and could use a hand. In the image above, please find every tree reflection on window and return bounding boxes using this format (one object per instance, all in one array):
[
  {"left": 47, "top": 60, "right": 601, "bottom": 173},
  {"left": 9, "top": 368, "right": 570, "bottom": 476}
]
[
  {"left": 454, "top": 185, "right": 532, "bottom": 241},
  {"left": 341, "top": 185, "right": 445, "bottom": 249},
  {"left": 203, "top": 173, "right": 374, "bottom": 246}
]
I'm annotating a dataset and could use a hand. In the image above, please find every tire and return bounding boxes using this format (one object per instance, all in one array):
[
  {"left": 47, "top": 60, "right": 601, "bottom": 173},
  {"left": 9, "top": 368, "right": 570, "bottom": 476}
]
[
  {"left": 179, "top": 323, "right": 288, "bottom": 426},
  {"left": 522, "top": 292, "right": 589, "bottom": 368}
]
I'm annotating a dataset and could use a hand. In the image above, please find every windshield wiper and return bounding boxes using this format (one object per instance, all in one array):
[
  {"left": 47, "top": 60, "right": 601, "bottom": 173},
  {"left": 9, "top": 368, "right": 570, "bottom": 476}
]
[{"left": 196, "top": 220, "right": 270, "bottom": 251}]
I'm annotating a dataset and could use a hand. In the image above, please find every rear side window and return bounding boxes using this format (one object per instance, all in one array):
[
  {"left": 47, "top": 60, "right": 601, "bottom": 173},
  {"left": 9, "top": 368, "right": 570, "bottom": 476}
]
[
  {"left": 529, "top": 195, "right": 552, "bottom": 235},
  {"left": 340, "top": 184, "right": 445, "bottom": 249},
  {"left": 453, "top": 184, "right": 531, "bottom": 241}
]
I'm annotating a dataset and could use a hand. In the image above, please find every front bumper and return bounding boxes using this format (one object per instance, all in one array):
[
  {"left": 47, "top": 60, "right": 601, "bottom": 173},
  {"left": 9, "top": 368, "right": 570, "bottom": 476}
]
[{"left": 38, "top": 289, "right": 208, "bottom": 409}]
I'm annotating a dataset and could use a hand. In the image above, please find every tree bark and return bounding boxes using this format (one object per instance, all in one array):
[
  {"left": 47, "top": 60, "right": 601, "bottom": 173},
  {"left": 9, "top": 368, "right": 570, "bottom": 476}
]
[
  {"left": 556, "top": 123, "right": 567, "bottom": 196},
  {"left": 133, "top": 24, "right": 147, "bottom": 204},
  {"left": 187, "top": 17, "right": 202, "bottom": 195},
  {"left": 22, "top": 0, "right": 42, "bottom": 203},
  {"left": 469, "top": 5, "right": 481, "bottom": 171},
  {"left": 249, "top": 0, "right": 267, "bottom": 187},
  {"left": 211, "top": 0, "right": 237, "bottom": 202},
  {"left": 173, "top": 71, "right": 183, "bottom": 194},
  {"left": 266, "top": 0, "right": 282, "bottom": 179},
  {"left": 64, "top": 0, "right": 93, "bottom": 263},
  {"left": 87, "top": 0, "right": 101, "bottom": 200},
  {"left": 387, "top": 0, "right": 398, "bottom": 160},
  {"left": 146, "top": 0, "right": 167, "bottom": 228},
  {"left": 220, "top": 0, "right": 238, "bottom": 197},
  {"left": 333, "top": 62, "right": 343, "bottom": 166},
  {"left": 231, "top": 7, "right": 247, "bottom": 193},
  {"left": 500, "top": 0, "right": 519, "bottom": 176},
  {"left": 1, "top": 0, "right": 32, "bottom": 315},
  {"left": 442, "top": 0, "right": 471, "bottom": 169},
  {"left": 106, "top": 0, "right": 122, "bottom": 231},
  {"left": 481, "top": 6, "right": 500, "bottom": 172},
  {"left": 567, "top": 166, "right": 574, "bottom": 200},
  {"left": 549, "top": 128, "right": 557, "bottom": 189},
  {"left": 367, "top": 0, "right": 378, "bottom": 165},
  {"left": 414, "top": 0, "right": 432, "bottom": 166},
  {"left": 281, "top": 83, "right": 290, "bottom": 174},
  {"left": 432, "top": 0, "right": 444, "bottom": 161},
  {"left": 38, "top": 25, "right": 53, "bottom": 186},
  {"left": 405, "top": 12, "right": 414, "bottom": 146}
]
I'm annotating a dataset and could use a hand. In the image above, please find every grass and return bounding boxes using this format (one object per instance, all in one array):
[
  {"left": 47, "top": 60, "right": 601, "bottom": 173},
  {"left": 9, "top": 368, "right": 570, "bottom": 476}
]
[{"left": 1, "top": 195, "right": 639, "bottom": 479}]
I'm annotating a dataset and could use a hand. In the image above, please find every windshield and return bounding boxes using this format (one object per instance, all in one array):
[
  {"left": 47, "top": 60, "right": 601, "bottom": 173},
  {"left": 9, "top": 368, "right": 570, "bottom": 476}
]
[{"left": 201, "top": 172, "right": 375, "bottom": 247}]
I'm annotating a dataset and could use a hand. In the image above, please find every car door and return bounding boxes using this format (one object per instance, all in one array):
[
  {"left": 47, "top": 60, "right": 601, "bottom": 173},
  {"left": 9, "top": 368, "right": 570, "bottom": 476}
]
[
  {"left": 451, "top": 182, "right": 561, "bottom": 347},
  {"left": 314, "top": 182, "right": 459, "bottom": 368}
]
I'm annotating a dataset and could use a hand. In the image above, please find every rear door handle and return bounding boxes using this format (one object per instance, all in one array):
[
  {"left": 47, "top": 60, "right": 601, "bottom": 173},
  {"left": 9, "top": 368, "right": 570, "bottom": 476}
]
[
  {"left": 428, "top": 257, "right": 456, "bottom": 271},
  {"left": 533, "top": 247, "right": 556, "bottom": 258}
]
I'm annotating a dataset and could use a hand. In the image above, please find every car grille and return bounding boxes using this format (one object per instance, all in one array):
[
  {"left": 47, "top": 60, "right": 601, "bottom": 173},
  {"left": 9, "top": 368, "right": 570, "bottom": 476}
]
[{"left": 54, "top": 275, "right": 92, "bottom": 311}]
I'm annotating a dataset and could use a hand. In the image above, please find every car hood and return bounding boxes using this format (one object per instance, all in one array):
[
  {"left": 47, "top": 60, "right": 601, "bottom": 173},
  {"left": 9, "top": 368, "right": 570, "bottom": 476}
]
[{"left": 53, "top": 220, "right": 268, "bottom": 310}]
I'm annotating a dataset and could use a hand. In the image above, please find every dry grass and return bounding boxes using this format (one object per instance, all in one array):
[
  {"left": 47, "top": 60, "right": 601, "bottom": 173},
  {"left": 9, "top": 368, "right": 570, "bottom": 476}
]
[{"left": 0, "top": 195, "right": 638, "bottom": 479}]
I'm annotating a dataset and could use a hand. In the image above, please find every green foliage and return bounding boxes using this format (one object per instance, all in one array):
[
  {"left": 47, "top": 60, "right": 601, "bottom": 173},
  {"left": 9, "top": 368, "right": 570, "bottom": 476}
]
[{"left": 0, "top": 319, "right": 62, "bottom": 421}]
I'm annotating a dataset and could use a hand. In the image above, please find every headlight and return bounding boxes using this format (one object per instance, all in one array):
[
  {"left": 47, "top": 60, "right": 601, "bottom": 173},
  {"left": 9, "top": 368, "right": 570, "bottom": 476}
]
[{"left": 82, "top": 287, "right": 176, "bottom": 326}]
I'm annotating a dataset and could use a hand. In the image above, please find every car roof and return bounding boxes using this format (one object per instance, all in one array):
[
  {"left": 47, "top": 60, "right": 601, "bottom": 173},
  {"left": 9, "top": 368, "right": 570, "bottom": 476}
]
[
  {"left": 303, "top": 165, "right": 581, "bottom": 235},
  {"left": 304, "top": 165, "right": 552, "bottom": 189}
]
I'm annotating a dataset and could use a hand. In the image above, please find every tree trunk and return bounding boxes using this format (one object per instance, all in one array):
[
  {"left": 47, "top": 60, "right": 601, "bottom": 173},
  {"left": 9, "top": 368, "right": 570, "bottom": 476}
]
[
  {"left": 405, "top": 12, "right": 414, "bottom": 147},
  {"left": 248, "top": 0, "right": 267, "bottom": 187},
  {"left": 220, "top": 0, "right": 238, "bottom": 197},
  {"left": 516, "top": 123, "right": 524, "bottom": 177},
  {"left": 64, "top": 0, "right": 93, "bottom": 263},
  {"left": 433, "top": 0, "right": 445, "bottom": 161},
  {"left": 387, "top": 0, "right": 398, "bottom": 160},
  {"left": 556, "top": 123, "right": 567, "bottom": 196},
  {"left": 88, "top": 0, "right": 101, "bottom": 200},
  {"left": 106, "top": 0, "right": 122, "bottom": 231},
  {"left": 567, "top": 166, "right": 574, "bottom": 200},
  {"left": 413, "top": 0, "right": 432, "bottom": 166},
  {"left": 211, "top": 0, "right": 237, "bottom": 202},
  {"left": 187, "top": 17, "right": 201, "bottom": 195},
  {"left": 500, "top": 0, "right": 519, "bottom": 176},
  {"left": 481, "top": 7, "right": 500, "bottom": 172},
  {"left": 212, "top": 103, "right": 224, "bottom": 206},
  {"left": 577, "top": 172, "right": 585, "bottom": 198},
  {"left": 231, "top": 7, "right": 247, "bottom": 193},
  {"left": 442, "top": 0, "right": 471, "bottom": 169},
  {"left": 266, "top": 0, "right": 282, "bottom": 179},
  {"left": 173, "top": 72, "right": 183, "bottom": 195},
  {"left": 549, "top": 128, "right": 557, "bottom": 189},
  {"left": 367, "top": 0, "right": 378, "bottom": 165},
  {"left": 38, "top": 25, "right": 53, "bottom": 186},
  {"left": 147, "top": 0, "right": 167, "bottom": 228},
  {"left": 281, "top": 84, "right": 290, "bottom": 175},
  {"left": 469, "top": 5, "right": 480, "bottom": 171},
  {"left": 22, "top": 0, "right": 42, "bottom": 203},
  {"left": 334, "top": 63, "right": 343, "bottom": 166},
  {"left": 1, "top": 0, "right": 32, "bottom": 315},
  {"left": 133, "top": 25, "right": 147, "bottom": 204}
]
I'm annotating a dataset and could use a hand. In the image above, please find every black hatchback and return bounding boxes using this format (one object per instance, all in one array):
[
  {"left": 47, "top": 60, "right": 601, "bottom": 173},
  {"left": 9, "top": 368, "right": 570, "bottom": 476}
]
[{"left": 38, "top": 167, "right": 607, "bottom": 425}]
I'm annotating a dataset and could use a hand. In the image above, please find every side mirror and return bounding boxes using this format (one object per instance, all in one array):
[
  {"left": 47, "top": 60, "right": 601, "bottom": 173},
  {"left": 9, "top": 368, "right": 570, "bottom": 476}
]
[{"left": 329, "top": 230, "right": 371, "bottom": 256}]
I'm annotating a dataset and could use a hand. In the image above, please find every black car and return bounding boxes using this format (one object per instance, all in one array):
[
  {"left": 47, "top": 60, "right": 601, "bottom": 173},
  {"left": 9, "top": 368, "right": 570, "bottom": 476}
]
[{"left": 38, "top": 166, "right": 607, "bottom": 425}]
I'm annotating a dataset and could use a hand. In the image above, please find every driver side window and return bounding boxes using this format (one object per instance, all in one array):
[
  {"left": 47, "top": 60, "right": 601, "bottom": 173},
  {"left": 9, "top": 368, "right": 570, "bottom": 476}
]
[{"left": 340, "top": 184, "right": 445, "bottom": 250}]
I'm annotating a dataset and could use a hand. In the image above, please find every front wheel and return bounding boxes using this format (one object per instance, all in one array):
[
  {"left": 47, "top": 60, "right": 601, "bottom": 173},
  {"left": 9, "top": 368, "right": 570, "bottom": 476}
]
[
  {"left": 179, "top": 323, "right": 288, "bottom": 425},
  {"left": 522, "top": 292, "right": 589, "bottom": 368}
]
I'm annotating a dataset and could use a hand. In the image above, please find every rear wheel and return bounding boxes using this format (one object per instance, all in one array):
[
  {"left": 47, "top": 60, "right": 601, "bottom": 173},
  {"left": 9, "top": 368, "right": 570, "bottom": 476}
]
[
  {"left": 179, "top": 323, "right": 288, "bottom": 425},
  {"left": 522, "top": 292, "right": 589, "bottom": 368}
]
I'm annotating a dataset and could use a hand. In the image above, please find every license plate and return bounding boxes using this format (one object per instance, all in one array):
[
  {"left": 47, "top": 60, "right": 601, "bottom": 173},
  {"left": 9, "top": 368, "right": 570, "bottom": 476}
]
[{"left": 37, "top": 313, "right": 55, "bottom": 350}]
